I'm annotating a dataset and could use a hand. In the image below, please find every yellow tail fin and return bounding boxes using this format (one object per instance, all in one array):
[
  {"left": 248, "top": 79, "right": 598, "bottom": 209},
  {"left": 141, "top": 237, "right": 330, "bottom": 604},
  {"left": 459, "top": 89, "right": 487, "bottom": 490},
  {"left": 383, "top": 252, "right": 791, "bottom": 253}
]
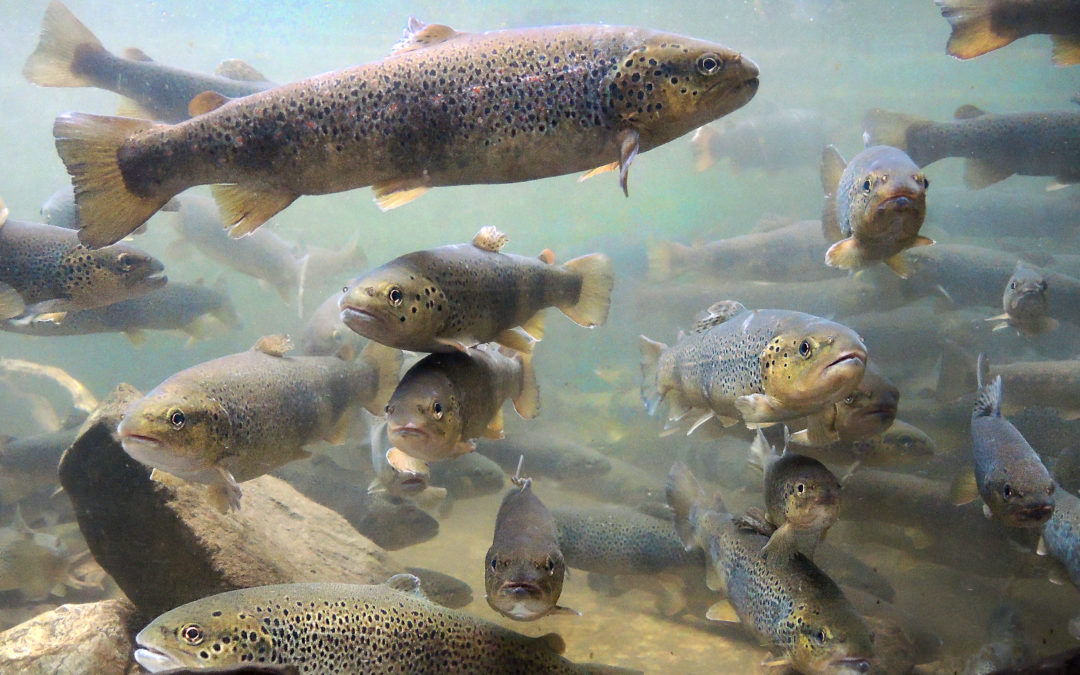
[
  {"left": 936, "top": 0, "right": 1016, "bottom": 59},
  {"left": 559, "top": 253, "right": 614, "bottom": 327},
  {"left": 22, "top": 1, "right": 107, "bottom": 88}
]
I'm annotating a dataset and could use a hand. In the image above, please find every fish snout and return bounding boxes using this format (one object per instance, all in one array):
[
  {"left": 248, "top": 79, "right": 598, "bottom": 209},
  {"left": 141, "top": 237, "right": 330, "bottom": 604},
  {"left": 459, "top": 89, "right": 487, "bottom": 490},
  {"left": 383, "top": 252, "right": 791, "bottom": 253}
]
[{"left": 832, "top": 657, "right": 872, "bottom": 674}]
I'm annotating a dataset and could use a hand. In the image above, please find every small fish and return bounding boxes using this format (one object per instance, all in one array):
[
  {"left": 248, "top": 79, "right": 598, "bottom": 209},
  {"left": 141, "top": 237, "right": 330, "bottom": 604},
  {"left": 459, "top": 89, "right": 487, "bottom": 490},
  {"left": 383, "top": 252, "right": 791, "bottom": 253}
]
[
  {"left": 301, "top": 290, "right": 365, "bottom": 356},
  {"left": 666, "top": 462, "right": 874, "bottom": 675},
  {"left": 134, "top": 574, "right": 633, "bottom": 673},
  {"left": 23, "top": 1, "right": 272, "bottom": 123},
  {"left": 690, "top": 107, "right": 828, "bottom": 173},
  {"left": 745, "top": 429, "right": 841, "bottom": 557},
  {"left": 368, "top": 421, "right": 445, "bottom": 505},
  {"left": 935, "top": 0, "right": 1080, "bottom": 65},
  {"left": 0, "top": 213, "right": 166, "bottom": 321},
  {"left": 485, "top": 469, "right": 576, "bottom": 621},
  {"left": 640, "top": 301, "right": 868, "bottom": 432},
  {"left": 962, "top": 605, "right": 1031, "bottom": 675},
  {"left": 476, "top": 429, "right": 612, "bottom": 481},
  {"left": 386, "top": 342, "right": 539, "bottom": 462},
  {"left": 1037, "top": 483, "right": 1080, "bottom": 588},
  {"left": 820, "top": 145, "right": 932, "bottom": 278},
  {"left": 797, "top": 419, "right": 937, "bottom": 475},
  {"left": 117, "top": 336, "right": 402, "bottom": 511},
  {"left": 863, "top": 105, "right": 1080, "bottom": 189},
  {"left": 552, "top": 504, "right": 700, "bottom": 575},
  {"left": 967, "top": 354, "right": 1055, "bottom": 527},
  {"left": 986, "top": 261, "right": 1059, "bottom": 335},
  {"left": 341, "top": 226, "right": 613, "bottom": 353},
  {"left": 52, "top": 19, "right": 758, "bottom": 247},
  {"left": 791, "top": 365, "right": 899, "bottom": 446}
]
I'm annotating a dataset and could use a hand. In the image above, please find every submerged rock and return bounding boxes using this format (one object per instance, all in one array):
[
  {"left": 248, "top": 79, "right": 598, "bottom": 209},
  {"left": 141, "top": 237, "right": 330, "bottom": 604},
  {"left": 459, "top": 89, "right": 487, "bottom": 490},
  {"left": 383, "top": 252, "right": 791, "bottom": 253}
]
[
  {"left": 57, "top": 385, "right": 400, "bottom": 619},
  {"left": 0, "top": 598, "right": 135, "bottom": 674}
]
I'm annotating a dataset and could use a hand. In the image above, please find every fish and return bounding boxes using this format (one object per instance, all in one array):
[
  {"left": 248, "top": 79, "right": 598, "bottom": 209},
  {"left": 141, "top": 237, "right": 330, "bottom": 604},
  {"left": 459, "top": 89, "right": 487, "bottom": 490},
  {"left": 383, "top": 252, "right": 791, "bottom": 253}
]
[
  {"left": 367, "top": 421, "right": 445, "bottom": 505},
  {"left": 475, "top": 429, "right": 612, "bottom": 481},
  {"left": 0, "top": 418, "right": 84, "bottom": 506},
  {"left": 300, "top": 290, "right": 366, "bottom": 356},
  {"left": 666, "top": 462, "right": 875, "bottom": 675},
  {"left": 820, "top": 145, "right": 932, "bottom": 278},
  {"left": 640, "top": 300, "right": 868, "bottom": 432},
  {"left": 796, "top": 419, "right": 937, "bottom": 474},
  {"left": 485, "top": 470, "right": 576, "bottom": 620},
  {"left": 0, "top": 357, "right": 98, "bottom": 414},
  {"left": 404, "top": 566, "right": 474, "bottom": 609},
  {"left": 52, "top": 19, "right": 759, "bottom": 248},
  {"left": 647, "top": 219, "right": 841, "bottom": 283},
  {"left": 341, "top": 226, "right": 613, "bottom": 353},
  {"left": 557, "top": 453, "right": 666, "bottom": 508},
  {"left": 934, "top": 0, "right": 1080, "bottom": 64},
  {"left": 986, "top": 261, "right": 1059, "bottom": 335},
  {"left": 0, "top": 508, "right": 76, "bottom": 601},
  {"left": 938, "top": 344, "right": 1080, "bottom": 417},
  {"left": 551, "top": 504, "right": 701, "bottom": 575},
  {"left": 385, "top": 342, "right": 539, "bottom": 462},
  {"left": 428, "top": 452, "right": 506, "bottom": 499},
  {"left": 689, "top": 106, "right": 828, "bottom": 173},
  {"left": 924, "top": 184, "right": 1080, "bottom": 240},
  {"left": 1037, "top": 483, "right": 1080, "bottom": 587},
  {"left": 23, "top": 1, "right": 273, "bottom": 123},
  {"left": 863, "top": 105, "right": 1080, "bottom": 189},
  {"left": 965, "top": 355, "right": 1056, "bottom": 527},
  {"left": 117, "top": 335, "right": 402, "bottom": 511},
  {"left": 744, "top": 429, "right": 841, "bottom": 557},
  {"left": 791, "top": 365, "right": 899, "bottom": 446},
  {"left": 0, "top": 212, "right": 166, "bottom": 321},
  {"left": 962, "top": 605, "right": 1032, "bottom": 675},
  {"left": 39, "top": 186, "right": 79, "bottom": 230},
  {"left": 133, "top": 574, "right": 635, "bottom": 673}
]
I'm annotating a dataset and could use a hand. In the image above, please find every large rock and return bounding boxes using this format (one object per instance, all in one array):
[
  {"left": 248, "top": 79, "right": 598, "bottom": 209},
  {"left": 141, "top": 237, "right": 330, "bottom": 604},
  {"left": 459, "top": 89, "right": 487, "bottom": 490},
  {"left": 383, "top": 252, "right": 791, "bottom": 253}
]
[
  {"left": 58, "top": 385, "right": 400, "bottom": 618},
  {"left": 0, "top": 598, "right": 135, "bottom": 674}
]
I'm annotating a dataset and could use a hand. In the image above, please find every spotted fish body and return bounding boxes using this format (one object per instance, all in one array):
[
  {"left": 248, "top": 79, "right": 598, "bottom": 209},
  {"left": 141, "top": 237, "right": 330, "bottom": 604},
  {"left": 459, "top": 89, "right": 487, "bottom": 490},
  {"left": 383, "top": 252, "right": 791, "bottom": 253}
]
[
  {"left": 639, "top": 302, "right": 868, "bottom": 430},
  {"left": 53, "top": 21, "right": 759, "bottom": 247},
  {"left": 1039, "top": 483, "right": 1080, "bottom": 587},
  {"left": 666, "top": 463, "right": 874, "bottom": 675},
  {"left": 134, "top": 575, "right": 630, "bottom": 674},
  {"left": 552, "top": 505, "right": 699, "bottom": 575}
]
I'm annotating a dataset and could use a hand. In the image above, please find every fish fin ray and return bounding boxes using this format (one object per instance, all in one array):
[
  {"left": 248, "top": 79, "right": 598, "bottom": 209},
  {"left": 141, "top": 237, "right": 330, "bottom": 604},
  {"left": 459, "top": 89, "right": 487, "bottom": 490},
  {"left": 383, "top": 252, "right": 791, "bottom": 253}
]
[
  {"left": 471, "top": 225, "right": 508, "bottom": 252},
  {"left": 578, "top": 161, "right": 618, "bottom": 182},
  {"left": 953, "top": 103, "right": 985, "bottom": 120},
  {"left": 639, "top": 335, "right": 668, "bottom": 415},
  {"left": 115, "top": 97, "right": 156, "bottom": 120},
  {"left": 694, "top": 301, "right": 745, "bottom": 332},
  {"left": 559, "top": 253, "right": 614, "bottom": 327},
  {"left": 820, "top": 145, "right": 846, "bottom": 243},
  {"left": 686, "top": 411, "right": 715, "bottom": 436},
  {"left": 22, "top": 0, "right": 106, "bottom": 88},
  {"left": 372, "top": 181, "right": 429, "bottom": 211},
  {"left": 520, "top": 310, "right": 546, "bottom": 341},
  {"left": 617, "top": 128, "right": 640, "bottom": 197},
  {"left": 690, "top": 125, "right": 718, "bottom": 172},
  {"left": 385, "top": 572, "right": 428, "bottom": 598},
  {"left": 211, "top": 183, "right": 297, "bottom": 237},
  {"left": 483, "top": 408, "right": 506, "bottom": 439},
  {"left": 861, "top": 108, "right": 927, "bottom": 153},
  {"left": 538, "top": 248, "right": 555, "bottom": 264},
  {"left": 511, "top": 349, "right": 540, "bottom": 419},
  {"left": 390, "top": 18, "right": 462, "bottom": 55},
  {"left": 735, "top": 394, "right": 789, "bottom": 424},
  {"left": 825, "top": 238, "right": 866, "bottom": 271},
  {"left": 188, "top": 90, "right": 232, "bottom": 117},
  {"left": 214, "top": 58, "right": 269, "bottom": 82},
  {"left": 0, "top": 282, "right": 26, "bottom": 321},
  {"left": 949, "top": 468, "right": 979, "bottom": 506},
  {"left": 936, "top": 0, "right": 1016, "bottom": 59},
  {"left": 493, "top": 327, "right": 535, "bottom": 355},
  {"left": 705, "top": 599, "right": 740, "bottom": 623},
  {"left": 253, "top": 334, "right": 293, "bottom": 356},
  {"left": 883, "top": 252, "right": 912, "bottom": 279}
]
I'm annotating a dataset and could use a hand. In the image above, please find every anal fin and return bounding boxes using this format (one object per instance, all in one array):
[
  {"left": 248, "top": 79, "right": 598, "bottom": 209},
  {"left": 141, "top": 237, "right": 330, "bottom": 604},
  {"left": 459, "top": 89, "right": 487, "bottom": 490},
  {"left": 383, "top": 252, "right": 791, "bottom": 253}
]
[
  {"left": 372, "top": 180, "right": 429, "bottom": 211},
  {"left": 211, "top": 184, "right": 297, "bottom": 237}
]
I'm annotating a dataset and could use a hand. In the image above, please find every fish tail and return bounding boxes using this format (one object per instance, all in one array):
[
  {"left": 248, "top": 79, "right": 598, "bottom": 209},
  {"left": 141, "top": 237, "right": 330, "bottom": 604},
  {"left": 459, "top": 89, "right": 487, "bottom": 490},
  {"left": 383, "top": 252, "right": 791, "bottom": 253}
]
[
  {"left": 746, "top": 428, "right": 773, "bottom": 472},
  {"left": 666, "top": 461, "right": 712, "bottom": 550},
  {"left": 689, "top": 125, "right": 719, "bottom": 172},
  {"left": 559, "top": 253, "right": 614, "bottom": 327},
  {"left": 53, "top": 112, "right": 174, "bottom": 248},
  {"left": 511, "top": 349, "right": 541, "bottom": 419},
  {"left": 22, "top": 1, "right": 108, "bottom": 88},
  {"left": 934, "top": 0, "right": 1015, "bottom": 59},
  {"left": 358, "top": 341, "right": 404, "bottom": 415},
  {"left": 973, "top": 373, "right": 1003, "bottom": 420},
  {"left": 646, "top": 240, "right": 690, "bottom": 281},
  {"left": 861, "top": 108, "right": 931, "bottom": 156},
  {"left": 638, "top": 335, "right": 669, "bottom": 416}
]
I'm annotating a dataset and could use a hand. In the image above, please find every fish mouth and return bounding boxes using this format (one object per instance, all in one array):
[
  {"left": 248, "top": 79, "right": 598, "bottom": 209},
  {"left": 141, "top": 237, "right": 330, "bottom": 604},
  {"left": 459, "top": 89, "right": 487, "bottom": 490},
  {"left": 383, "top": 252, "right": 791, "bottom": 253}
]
[
  {"left": 830, "top": 657, "right": 872, "bottom": 674},
  {"left": 875, "top": 192, "right": 922, "bottom": 213},
  {"left": 339, "top": 306, "right": 383, "bottom": 332},
  {"left": 388, "top": 423, "right": 429, "bottom": 440},
  {"left": 1012, "top": 502, "right": 1054, "bottom": 525},
  {"left": 132, "top": 271, "right": 168, "bottom": 290},
  {"left": 133, "top": 646, "right": 184, "bottom": 673},
  {"left": 498, "top": 581, "right": 543, "bottom": 597},
  {"left": 825, "top": 351, "right": 866, "bottom": 371}
]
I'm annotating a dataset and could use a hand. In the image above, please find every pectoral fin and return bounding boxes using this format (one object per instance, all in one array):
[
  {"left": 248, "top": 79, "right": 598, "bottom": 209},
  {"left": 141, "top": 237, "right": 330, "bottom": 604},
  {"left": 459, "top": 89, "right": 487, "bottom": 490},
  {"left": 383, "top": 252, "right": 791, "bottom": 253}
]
[
  {"left": 578, "top": 161, "right": 618, "bottom": 182},
  {"left": 550, "top": 605, "right": 582, "bottom": 617},
  {"left": 734, "top": 394, "right": 790, "bottom": 424},
  {"left": 484, "top": 408, "right": 506, "bottom": 439},
  {"left": 0, "top": 282, "right": 26, "bottom": 320},
  {"left": 705, "top": 599, "right": 740, "bottom": 624},
  {"left": 824, "top": 238, "right": 866, "bottom": 271},
  {"left": 372, "top": 180, "right": 429, "bottom": 211},
  {"left": 686, "top": 411, "right": 715, "bottom": 436},
  {"left": 883, "top": 252, "right": 912, "bottom": 279},
  {"left": 492, "top": 327, "right": 535, "bottom": 354},
  {"left": 949, "top": 468, "right": 979, "bottom": 506}
]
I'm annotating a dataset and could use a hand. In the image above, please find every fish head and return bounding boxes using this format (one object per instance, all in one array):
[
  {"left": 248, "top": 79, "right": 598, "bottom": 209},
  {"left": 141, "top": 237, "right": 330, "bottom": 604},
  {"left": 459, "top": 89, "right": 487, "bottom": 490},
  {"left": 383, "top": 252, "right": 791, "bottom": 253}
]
[
  {"left": 602, "top": 34, "right": 759, "bottom": 144},
  {"left": 385, "top": 369, "right": 463, "bottom": 462},
  {"left": 833, "top": 368, "right": 899, "bottom": 441},
  {"left": 1004, "top": 263, "right": 1049, "bottom": 321},
  {"left": 790, "top": 603, "right": 875, "bottom": 675},
  {"left": 484, "top": 544, "right": 565, "bottom": 621},
  {"left": 871, "top": 421, "right": 936, "bottom": 464},
  {"left": 844, "top": 146, "right": 927, "bottom": 243},
  {"left": 63, "top": 243, "right": 167, "bottom": 306},
  {"left": 339, "top": 264, "right": 445, "bottom": 351},
  {"left": 771, "top": 454, "right": 841, "bottom": 531},
  {"left": 984, "top": 465, "right": 1055, "bottom": 528},
  {"left": 134, "top": 598, "right": 266, "bottom": 672},
  {"left": 760, "top": 318, "right": 867, "bottom": 413},
  {"left": 116, "top": 386, "right": 233, "bottom": 484}
]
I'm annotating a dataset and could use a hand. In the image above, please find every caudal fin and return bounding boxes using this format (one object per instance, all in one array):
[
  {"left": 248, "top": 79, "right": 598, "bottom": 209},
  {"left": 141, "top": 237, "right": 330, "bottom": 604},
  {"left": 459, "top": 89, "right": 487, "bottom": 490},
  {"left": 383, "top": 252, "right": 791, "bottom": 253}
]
[
  {"left": 935, "top": 0, "right": 1016, "bottom": 59},
  {"left": 560, "top": 253, "right": 614, "bottom": 327},
  {"left": 358, "top": 342, "right": 404, "bottom": 415},
  {"left": 639, "top": 335, "right": 668, "bottom": 416},
  {"left": 53, "top": 112, "right": 175, "bottom": 248},
  {"left": 22, "top": 1, "right": 107, "bottom": 88},
  {"left": 861, "top": 108, "right": 935, "bottom": 158},
  {"left": 646, "top": 240, "right": 691, "bottom": 281},
  {"left": 666, "top": 462, "right": 718, "bottom": 550},
  {"left": 511, "top": 349, "right": 541, "bottom": 419}
]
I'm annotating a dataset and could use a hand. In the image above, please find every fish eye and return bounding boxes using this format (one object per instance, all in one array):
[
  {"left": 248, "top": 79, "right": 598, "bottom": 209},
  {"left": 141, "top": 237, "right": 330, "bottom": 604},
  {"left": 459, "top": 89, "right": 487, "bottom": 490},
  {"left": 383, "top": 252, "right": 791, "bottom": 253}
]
[
  {"left": 490, "top": 557, "right": 498, "bottom": 572},
  {"left": 387, "top": 286, "right": 404, "bottom": 307},
  {"left": 898, "top": 436, "right": 913, "bottom": 447},
  {"left": 795, "top": 482, "right": 805, "bottom": 494},
  {"left": 798, "top": 340, "right": 812, "bottom": 358},
  {"left": 916, "top": 174, "right": 929, "bottom": 189},
  {"left": 814, "top": 629, "right": 827, "bottom": 645},
  {"left": 117, "top": 252, "right": 133, "bottom": 271},
  {"left": 1048, "top": 484, "right": 1055, "bottom": 496},
  {"left": 861, "top": 178, "right": 872, "bottom": 193},
  {"left": 1003, "top": 484, "right": 1012, "bottom": 500},
  {"left": 180, "top": 623, "right": 204, "bottom": 645},
  {"left": 544, "top": 557, "right": 556, "bottom": 572},
  {"left": 432, "top": 401, "right": 443, "bottom": 420},
  {"left": 384, "top": 403, "right": 394, "bottom": 415},
  {"left": 696, "top": 53, "right": 722, "bottom": 75},
  {"left": 1009, "top": 281, "right": 1016, "bottom": 290},
  {"left": 342, "top": 285, "right": 349, "bottom": 294},
  {"left": 843, "top": 394, "right": 856, "bottom": 405},
  {"left": 168, "top": 408, "right": 186, "bottom": 430}
]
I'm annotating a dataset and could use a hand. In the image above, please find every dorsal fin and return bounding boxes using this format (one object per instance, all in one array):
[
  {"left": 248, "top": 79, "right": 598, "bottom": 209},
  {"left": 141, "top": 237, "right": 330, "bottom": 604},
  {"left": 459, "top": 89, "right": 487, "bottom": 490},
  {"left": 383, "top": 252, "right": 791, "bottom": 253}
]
[
  {"left": 954, "top": 104, "right": 986, "bottom": 120},
  {"left": 253, "top": 334, "right": 293, "bottom": 356},
  {"left": 385, "top": 573, "right": 428, "bottom": 599},
  {"left": 538, "top": 248, "right": 555, "bottom": 264},
  {"left": 214, "top": 58, "right": 268, "bottom": 82},
  {"left": 390, "top": 17, "right": 462, "bottom": 56},
  {"left": 973, "top": 374, "right": 1002, "bottom": 419},
  {"left": 472, "top": 226, "right": 508, "bottom": 252},
  {"left": 693, "top": 300, "right": 746, "bottom": 333},
  {"left": 122, "top": 47, "right": 154, "bottom": 62},
  {"left": 189, "top": 91, "right": 232, "bottom": 117}
]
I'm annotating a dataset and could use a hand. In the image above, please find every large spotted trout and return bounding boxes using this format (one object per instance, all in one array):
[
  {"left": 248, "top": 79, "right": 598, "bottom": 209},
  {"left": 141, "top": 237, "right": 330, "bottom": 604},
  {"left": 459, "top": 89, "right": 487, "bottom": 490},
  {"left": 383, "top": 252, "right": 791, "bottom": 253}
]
[{"left": 53, "top": 19, "right": 759, "bottom": 247}]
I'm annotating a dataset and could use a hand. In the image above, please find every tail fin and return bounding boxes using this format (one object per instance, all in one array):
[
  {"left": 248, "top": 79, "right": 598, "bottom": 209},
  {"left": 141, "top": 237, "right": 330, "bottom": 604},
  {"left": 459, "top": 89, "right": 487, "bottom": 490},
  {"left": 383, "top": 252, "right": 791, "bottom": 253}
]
[
  {"left": 935, "top": 0, "right": 1015, "bottom": 59},
  {"left": 22, "top": 1, "right": 107, "bottom": 88},
  {"left": 511, "top": 349, "right": 540, "bottom": 419},
  {"left": 666, "top": 462, "right": 711, "bottom": 549},
  {"left": 639, "top": 335, "right": 668, "bottom": 416},
  {"left": 861, "top": 108, "right": 928, "bottom": 154},
  {"left": 690, "top": 125, "right": 719, "bottom": 172},
  {"left": 53, "top": 113, "right": 174, "bottom": 248},
  {"left": 559, "top": 253, "right": 614, "bottom": 327},
  {"left": 746, "top": 428, "right": 774, "bottom": 473},
  {"left": 358, "top": 342, "right": 404, "bottom": 415},
  {"left": 646, "top": 240, "right": 690, "bottom": 281}
]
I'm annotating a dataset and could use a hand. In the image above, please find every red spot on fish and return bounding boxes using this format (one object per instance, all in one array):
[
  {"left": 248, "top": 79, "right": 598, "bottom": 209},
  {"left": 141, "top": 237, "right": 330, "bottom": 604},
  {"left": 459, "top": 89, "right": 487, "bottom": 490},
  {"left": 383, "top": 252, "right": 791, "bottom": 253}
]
[{"left": 306, "top": 121, "right": 317, "bottom": 130}]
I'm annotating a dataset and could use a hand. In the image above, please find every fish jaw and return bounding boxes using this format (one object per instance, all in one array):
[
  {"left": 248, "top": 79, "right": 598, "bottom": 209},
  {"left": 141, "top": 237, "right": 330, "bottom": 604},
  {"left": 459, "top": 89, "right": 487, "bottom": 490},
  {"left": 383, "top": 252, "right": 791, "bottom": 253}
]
[
  {"left": 387, "top": 422, "right": 452, "bottom": 462},
  {"left": 1003, "top": 500, "right": 1055, "bottom": 528},
  {"left": 116, "top": 417, "right": 212, "bottom": 484},
  {"left": 489, "top": 581, "right": 553, "bottom": 621},
  {"left": 828, "top": 657, "right": 873, "bottom": 674},
  {"left": 133, "top": 647, "right": 186, "bottom": 673}
]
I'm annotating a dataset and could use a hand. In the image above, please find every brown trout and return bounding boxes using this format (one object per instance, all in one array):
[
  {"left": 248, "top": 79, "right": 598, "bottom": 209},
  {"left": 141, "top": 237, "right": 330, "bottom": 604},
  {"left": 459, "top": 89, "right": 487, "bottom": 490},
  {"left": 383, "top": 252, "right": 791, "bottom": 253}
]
[
  {"left": 0, "top": 207, "right": 165, "bottom": 321},
  {"left": 791, "top": 365, "right": 899, "bottom": 446},
  {"left": 24, "top": 1, "right": 273, "bottom": 123},
  {"left": 385, "top": 342, "right": 538, "bottom": 462},
  {"left": 935, "top": 0, "right": 1080, "bottom": 64},
  {"left": 639, "top": 301, "right": 868, "bottom": 432},
  {"left": 53, "top": 19, "right": 759, "bottom": 247},
  {"left": 116, "top": 335, "right": 402, "bottom": 511},
  {"left": 666, "top": 462, "right": 874, "bottom": 675},
  {"left": 796, "top": 420, "right": 937, "bottom": 474},
  {"left": 986, "top": 261, "right": 1059, "bottom": 336},
  {"left": 863, "top": 105, "right": 1080, "bottom": 188},
  {"left": 820, "top": 145, "right": 932, "bottom": 278},
  {"left": 485, "top": 473, "right": 575, "bottom": 621},
  {"left": 134, "top": 574, "right": 635, "bottom": 673},
  {"left": 341, "top": 226, "right": 613, "bottom": 353}
]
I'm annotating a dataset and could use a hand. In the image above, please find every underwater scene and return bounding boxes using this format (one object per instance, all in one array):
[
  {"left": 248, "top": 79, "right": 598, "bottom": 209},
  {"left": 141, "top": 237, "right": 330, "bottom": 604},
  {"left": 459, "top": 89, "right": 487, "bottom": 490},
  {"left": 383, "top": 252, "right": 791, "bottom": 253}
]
[{"left": 1, "top": 0, "right": 1080, "bottom": 672}]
